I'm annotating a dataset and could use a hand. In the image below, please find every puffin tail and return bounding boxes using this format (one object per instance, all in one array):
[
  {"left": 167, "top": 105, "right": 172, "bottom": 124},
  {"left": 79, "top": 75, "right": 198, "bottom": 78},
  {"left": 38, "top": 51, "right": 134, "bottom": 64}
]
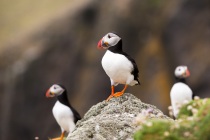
[{"left": 130, "top": 80, "right": 140, "bottom": 86}]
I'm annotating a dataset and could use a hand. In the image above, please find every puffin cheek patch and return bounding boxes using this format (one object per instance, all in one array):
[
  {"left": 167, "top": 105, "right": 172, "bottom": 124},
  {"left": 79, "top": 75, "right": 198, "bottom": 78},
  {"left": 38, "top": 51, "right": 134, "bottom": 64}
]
[{"left": 109, "top": 38, "right": 117, "bottom": 46}]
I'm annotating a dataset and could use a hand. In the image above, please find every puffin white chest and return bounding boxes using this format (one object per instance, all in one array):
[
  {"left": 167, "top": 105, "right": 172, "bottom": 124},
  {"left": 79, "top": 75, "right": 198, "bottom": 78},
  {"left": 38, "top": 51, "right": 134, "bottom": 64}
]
[
  {"left": 102, "top": 50, "right": 133, "bottom": 84},
  {"left": 170, "top": 82, "right": 193, "bottom": 102},
  {"left": 52, "top": 101, "right": 75, "bottom": 132},
  {"left": 170, "top": 82, "right": 193, "bottom": 117}
]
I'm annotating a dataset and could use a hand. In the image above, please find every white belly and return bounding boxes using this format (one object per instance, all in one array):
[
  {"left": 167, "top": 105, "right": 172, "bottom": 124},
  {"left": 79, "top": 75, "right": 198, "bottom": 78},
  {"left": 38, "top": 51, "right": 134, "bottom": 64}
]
[
  {"left": 102, "top": 50, "right": 135, "bottom": 85},
  {"left": 52, "top": 101, "right": 76, "bottom": 133},
  {"left": 170, "top": 82, "right": 193, "bottom": 117}
]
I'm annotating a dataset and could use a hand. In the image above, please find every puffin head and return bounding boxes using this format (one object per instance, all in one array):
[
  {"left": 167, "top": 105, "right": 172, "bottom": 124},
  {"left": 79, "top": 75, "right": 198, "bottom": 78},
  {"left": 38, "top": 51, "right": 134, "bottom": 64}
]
[
  {"left": 174, "top": 65, "right": 190, "bottom": 79},
  {"left": 97, "top": 32, "right": 121, "bottom": 49},
  {"left": 46, "top": 84, "right": 65, "bottom": 98}
]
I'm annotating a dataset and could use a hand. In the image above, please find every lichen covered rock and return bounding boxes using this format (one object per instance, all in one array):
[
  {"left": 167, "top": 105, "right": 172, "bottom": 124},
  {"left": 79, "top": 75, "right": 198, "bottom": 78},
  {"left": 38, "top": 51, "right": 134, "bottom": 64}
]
[
  {"left": 67, "top": 93, "right": 171, "bottom": 140},
  {"left": 134, "top": 98, "right": 210, "bottom": 140}
]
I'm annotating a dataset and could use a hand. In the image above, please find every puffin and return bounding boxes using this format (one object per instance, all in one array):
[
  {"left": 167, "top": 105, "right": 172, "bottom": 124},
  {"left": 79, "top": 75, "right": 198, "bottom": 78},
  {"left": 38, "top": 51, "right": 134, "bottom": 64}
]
[
  {"left": 46, "top": 84, "right": 81, "bottom": 140},
  {"left": 97, "top": 32, "right": 140, "bottom": 101},
  {"left": 170, "top": 65, "right": 193, "bottom": 118}
]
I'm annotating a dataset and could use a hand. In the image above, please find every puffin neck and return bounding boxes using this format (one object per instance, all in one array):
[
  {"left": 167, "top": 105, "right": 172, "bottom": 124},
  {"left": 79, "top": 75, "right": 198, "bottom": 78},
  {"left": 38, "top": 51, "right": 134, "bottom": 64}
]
[
  {"left": 57, "top": 90, "right": 71, "bottom": 107},
  {"left": 175, "top": 77, "right": 186, "bottom": 83},
  {"left": 108, "top": 40, "right": 123, "bottom": 53}
]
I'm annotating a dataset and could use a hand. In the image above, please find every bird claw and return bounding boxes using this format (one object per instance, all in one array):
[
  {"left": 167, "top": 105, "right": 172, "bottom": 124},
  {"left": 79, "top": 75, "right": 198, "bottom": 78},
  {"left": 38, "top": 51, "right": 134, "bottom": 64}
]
[{"left": 106, "top": 95, "right": 114, "bottom": 101}]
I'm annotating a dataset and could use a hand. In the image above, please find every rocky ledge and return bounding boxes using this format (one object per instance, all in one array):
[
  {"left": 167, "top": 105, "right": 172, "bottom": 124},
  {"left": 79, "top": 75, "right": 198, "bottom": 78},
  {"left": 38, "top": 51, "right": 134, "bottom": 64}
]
[{"left": 67, "top": 93, "right": 172, "bottom": 140}]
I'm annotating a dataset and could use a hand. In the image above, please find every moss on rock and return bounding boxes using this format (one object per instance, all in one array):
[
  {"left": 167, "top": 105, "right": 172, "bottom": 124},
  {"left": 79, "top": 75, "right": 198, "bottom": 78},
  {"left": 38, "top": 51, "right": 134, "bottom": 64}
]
[{"left": 134, "top": 98, "right": 210, "bottom": 140}]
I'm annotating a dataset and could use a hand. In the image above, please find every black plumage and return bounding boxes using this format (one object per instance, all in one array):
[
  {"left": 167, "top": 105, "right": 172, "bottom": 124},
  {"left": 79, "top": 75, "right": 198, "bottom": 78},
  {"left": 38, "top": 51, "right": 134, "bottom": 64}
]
[{"left": 57, "top": 89, "right": 81, "bottom": 123}]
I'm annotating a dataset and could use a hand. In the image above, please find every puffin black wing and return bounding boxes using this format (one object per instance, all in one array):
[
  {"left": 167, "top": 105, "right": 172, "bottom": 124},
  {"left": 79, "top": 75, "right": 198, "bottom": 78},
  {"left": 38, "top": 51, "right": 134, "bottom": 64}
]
[
  {"left": 121, "top": 52, "right": 140, "bottom": 85},
  {"left": 70, "top": 106, "right": 81, "bottom": 123},
  {"left": 57, "top": 89, "right": 81, "bottom": 123}
]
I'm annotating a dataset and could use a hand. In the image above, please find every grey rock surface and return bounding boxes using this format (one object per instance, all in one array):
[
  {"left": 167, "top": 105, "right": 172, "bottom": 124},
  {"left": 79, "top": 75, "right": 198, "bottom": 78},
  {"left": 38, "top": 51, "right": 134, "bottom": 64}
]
[{"left": 67, "top": 93, "right": 171, "bottom": 140}]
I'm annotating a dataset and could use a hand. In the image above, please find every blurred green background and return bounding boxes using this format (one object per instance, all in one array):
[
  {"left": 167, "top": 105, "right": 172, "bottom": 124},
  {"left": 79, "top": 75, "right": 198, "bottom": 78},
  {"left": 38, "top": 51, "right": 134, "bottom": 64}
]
[{"left": 0, "top": 0, "right": 209, "bottom": 139}]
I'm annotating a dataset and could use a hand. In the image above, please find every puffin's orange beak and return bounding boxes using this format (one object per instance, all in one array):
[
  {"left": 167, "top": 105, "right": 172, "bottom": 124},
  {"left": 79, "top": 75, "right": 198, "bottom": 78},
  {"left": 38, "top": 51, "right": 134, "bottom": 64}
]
[
  {"left": 185, "top": 69, "right": 190, "bottom": 77},
  {"left": 46, "top": 89, "right": 54, "bottom": 98},
  {"left": 97, "top": 39, "right": 103, "bottom": 49}
]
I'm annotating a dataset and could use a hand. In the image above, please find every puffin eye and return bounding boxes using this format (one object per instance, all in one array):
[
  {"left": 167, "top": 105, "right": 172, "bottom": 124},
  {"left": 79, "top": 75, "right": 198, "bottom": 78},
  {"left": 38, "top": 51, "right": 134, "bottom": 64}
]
[
  {"left": 108, "top": 35, "right": 111, "bottom": 38},
  {"left": 54, "top": 86, "right": 57, "bottom": 89}
]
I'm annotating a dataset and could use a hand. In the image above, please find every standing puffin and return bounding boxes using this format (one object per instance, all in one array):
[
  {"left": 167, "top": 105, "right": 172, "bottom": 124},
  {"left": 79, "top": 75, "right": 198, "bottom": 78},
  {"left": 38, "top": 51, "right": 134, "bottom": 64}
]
[
  {"left": 170, "top": 66, "right": 193, "bottom": 118},
  {"left": 46, "top": 84, "right": 81, "bottom": 140},
  {"left": 97, "top": 32, "right": 140, "bottom": 101}
]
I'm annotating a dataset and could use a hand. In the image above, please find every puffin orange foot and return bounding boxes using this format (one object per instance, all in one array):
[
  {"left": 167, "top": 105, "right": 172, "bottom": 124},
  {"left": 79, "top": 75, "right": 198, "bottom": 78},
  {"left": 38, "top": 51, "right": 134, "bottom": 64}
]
[
  {"left": 106, "top": 86, "right": 115, "bottom": 101},
  {"left": 49, "top": 132, "right": 65, "bottom": 140},
  {"left": 106, "top": 92, "right": 125, "bottom": 101},
  {"left": 49, "top": 137, "right": 63, "bottom": 140},
  {"left": 113, "top": 91, "right": 124, "bottom": 97}
]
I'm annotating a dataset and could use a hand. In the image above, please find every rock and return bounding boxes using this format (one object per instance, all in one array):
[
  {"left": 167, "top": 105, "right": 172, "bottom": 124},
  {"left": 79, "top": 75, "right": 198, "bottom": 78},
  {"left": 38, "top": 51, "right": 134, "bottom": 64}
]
[{"left": 67, "top": 93, "right": 172, "bottom": 140}]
